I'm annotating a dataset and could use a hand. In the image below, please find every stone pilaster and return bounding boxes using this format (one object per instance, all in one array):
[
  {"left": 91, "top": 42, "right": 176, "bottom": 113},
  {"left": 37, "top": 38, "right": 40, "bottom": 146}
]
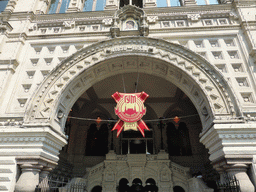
[
  {"left": 225, "top": 164, "right": 255, "bottom": 192},
  {"left": 200, "top": 122, "right": 256, "bottom": 191},
  {"left": 37, "top": 167, "right": 52, "bottom": 190},
  {"left": 15, "top": 164, "right": 43, "bottom": 192}
]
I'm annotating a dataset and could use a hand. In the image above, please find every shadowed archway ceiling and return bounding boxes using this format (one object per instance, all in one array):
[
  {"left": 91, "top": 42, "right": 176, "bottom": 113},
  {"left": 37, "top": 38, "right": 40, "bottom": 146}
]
[{"left": 75, "top": 73, "right": 194, "bottom": 119}]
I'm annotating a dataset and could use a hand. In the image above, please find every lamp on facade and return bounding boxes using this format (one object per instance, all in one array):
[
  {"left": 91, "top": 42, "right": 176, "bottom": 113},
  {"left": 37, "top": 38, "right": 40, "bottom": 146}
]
[
  {"left": 173, "top": 116, "right": 180, "bottom": 128},
  {"left": 96, "top": 116, "right": 102, "bottom": 128}
]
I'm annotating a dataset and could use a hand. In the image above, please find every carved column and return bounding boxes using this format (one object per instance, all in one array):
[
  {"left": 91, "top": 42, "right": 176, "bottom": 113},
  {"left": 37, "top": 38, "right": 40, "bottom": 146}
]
[
  {"left": 200, "top": 122, "right": 256, "bottom": 192},
  {"left": 15, "top": 164, "right": 43, "bottom": 192},
  {"left": 38, "top": 167, "right": 52, "bottom": 190},
  {"left": 104, "top": 0, "right": 119, "bottom": 10},
  {"left": 225, "top": 164, "right": 255, "bottom": 192}
]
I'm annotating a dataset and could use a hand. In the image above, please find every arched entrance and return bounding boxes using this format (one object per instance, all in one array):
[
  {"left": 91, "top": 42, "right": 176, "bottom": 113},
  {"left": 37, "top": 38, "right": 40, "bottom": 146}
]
[{"left": 20, "top": 36, "right": 245, "bottom": 191}]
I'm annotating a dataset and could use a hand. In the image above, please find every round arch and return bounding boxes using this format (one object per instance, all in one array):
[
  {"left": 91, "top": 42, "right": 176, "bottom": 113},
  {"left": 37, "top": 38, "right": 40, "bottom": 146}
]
[{"left": 24, "top": 36, "right": 241, "bottom": 135}]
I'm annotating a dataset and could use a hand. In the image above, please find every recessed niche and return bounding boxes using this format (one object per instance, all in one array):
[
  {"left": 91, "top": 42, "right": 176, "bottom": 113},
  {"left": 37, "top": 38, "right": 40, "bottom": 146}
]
[
  {"left": 44, "top": 58, "right": 53, "bottom": 65},
  {"left": 218, "top": 19, "right": 228, "bottom": 25},
  {"left": 17, "top": 98, "right": 27, "bottom": 107},
  {"left": 175, "top": 20, "right": 185, "bottom": 27},
  {"left": 178, "top": 41, "right": 187, "bottom": 47},
  {"left": 194, "top": 41, "right": 204, "bottom": 48},
  {"left": 241, "top": 93, "right": 254, "bottom": 103},
  {"left": 47, "top": 46, "right": 55, "bottom": 54},
  {"left": 232, "top": 63, "right": 243, "bottom": 72},
  {"left": 75, "top": 45, "right": 84, "bottom": 51},
  {"left": 41, "top": 70, "right": 50, "bottom": 78},
  {"left": 204, "top": 19, "right": 213, "bottom": 26},
  {"left": 58, "top": 57, "right": 65, "bottom": 62},
  {"left": 209, "top": 40, "right": 219, "bottom": 47},
  {"left": 33, "top": 47, "right": 42, "bottom": 54},
  {"left": 215, "top": 64, "right": 227, "bottom": 73},
  {"left": 228, "top": 51, "right": 239, "bottom": 59},
  {"left": 26, "top": 71, "right": 35, "bottom": 79},
  {"left": 61, "top": 46, "right": 69, "bottom": 53},
  {"left": 236, "top": 78, "right": 249, "bottom": 87},
  {"left": 224, "top": 39, "right": 235, "bottom": 47},
  {"left": 162, "top": 21, "right": 170, "bottom": 28},
  {"left": 30, "top": 58, "right": 39, "bottom": 66},
  {"left": 212, "top": 52, "right": 223, "bottom": 59},
  {"left": 22, "top": 84, "right": 32, "bottom": 93},
  {"left": 197, "top": 52, "right": 206, "bottom": 59}
]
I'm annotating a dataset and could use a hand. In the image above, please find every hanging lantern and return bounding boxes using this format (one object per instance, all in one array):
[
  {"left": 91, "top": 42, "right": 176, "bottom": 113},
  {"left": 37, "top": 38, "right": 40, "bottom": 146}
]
[
  {"left": 173, "top": 116, "right": 180, "bottom": 128},
  {"left": 96, "top": 116, "right": 102, "bottom": 128}
]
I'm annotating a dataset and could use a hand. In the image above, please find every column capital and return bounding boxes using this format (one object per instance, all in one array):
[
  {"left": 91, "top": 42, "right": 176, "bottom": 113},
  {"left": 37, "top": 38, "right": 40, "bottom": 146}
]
[{"left": 15, "top": 163, "right": 43, "bottom": 192}]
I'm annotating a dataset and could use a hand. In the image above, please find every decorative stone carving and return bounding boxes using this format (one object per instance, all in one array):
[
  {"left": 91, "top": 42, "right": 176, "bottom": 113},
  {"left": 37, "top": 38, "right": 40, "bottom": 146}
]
[
  {"left": 102, "top": 18, "right": 113, "bottom": 26},
  {"left": 63, "top": 20, "right": 75, "bottom": 28},
  {"left": 147, "top": 16, "right": 158, "bottom": 23},
  {"left": 187, "top": 14, "right": 201, "bottom": 21}
]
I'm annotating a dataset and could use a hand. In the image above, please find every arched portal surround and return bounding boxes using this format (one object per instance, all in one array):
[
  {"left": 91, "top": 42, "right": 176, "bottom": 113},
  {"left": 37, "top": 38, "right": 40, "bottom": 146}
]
[{"left": 24, "top": 37, "right": 241, "bottom": 134}]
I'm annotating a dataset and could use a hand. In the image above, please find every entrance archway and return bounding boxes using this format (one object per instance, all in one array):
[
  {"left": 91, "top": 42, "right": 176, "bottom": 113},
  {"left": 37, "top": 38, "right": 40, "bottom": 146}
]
[
  {"left": 24, "top": 37, "right": 240, "bottom": 133},
  {"left": 22, "top": 36, "right": 242, "bottom": 191}
]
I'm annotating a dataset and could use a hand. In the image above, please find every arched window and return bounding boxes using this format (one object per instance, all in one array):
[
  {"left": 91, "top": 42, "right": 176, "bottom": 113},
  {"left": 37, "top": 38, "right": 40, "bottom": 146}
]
[
  {"left": 48, "top": 0, "right": 70, "bottom": 14},
  {"left": 118, "top": 178, "right": 130, "bottom": 192},
  {"left": 131, "top": 178, "right": 143, "bottom": 192},
  {"left": 85, "top": 123, "right": 109, "bottom": 156},
  {"left": 167, "top": 122, "right": 192, "bottom": 156},
  {"left": 120, "top": 0, "right": 143, "bottom": 8},
  {"left": 91, "top": 186, "right": 102, "bottom": 192},
  {"left": 145, "top": 178, "right": 158, "bottom": 192},
  {"left": 173, "top": 186, "right": 185, "bottom": 192}
]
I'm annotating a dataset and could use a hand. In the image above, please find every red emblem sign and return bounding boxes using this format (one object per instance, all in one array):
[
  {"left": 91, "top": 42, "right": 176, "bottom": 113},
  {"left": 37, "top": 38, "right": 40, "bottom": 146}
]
[{"left": 112, "top": 92, "right": 150, "bottom": 137}]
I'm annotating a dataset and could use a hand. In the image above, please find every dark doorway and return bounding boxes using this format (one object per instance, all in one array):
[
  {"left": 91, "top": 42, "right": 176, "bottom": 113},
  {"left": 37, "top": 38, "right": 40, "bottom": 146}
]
[
  {"left": 91, "top": 186, "right": 102, "bottom": 192},
  {"left": 131, "top": 178, "right": 144, "bottom": 192},
  {"left": 119, "top": 178, "right": 130, "bottom": 192},
  {"left": 173, "top": 186, "right": 185, "bottom": 192},
  {"left": 145, "top": 178, "right": 158, "bottom": 192}
]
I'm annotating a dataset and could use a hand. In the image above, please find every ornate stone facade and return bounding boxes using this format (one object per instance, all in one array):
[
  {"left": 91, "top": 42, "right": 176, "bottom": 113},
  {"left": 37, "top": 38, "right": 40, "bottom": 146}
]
[{"left": 0, "top": 0, "right": 256, "bottom": 191}]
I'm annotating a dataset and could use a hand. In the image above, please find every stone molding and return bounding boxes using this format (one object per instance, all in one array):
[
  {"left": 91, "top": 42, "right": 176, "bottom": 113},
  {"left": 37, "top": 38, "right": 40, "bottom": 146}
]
[
  {"left": 0, "top": 127, "right": 67, "bottom": 163},
  {"left": 200, "top": 123, "right": 256, "bottom": 166},
  {"left": 23, "top": 37, "right": 241, "bottom": 133}
]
